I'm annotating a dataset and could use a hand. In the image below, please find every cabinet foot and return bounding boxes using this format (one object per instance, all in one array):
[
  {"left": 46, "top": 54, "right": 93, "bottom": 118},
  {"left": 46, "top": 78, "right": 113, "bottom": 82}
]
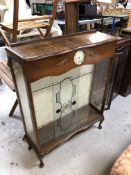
[
  {"left": 28, "top": 145, "right": 32, "bottom": 150},
  {"left": 98, "top": 124, "right": 102, "bottom": 129},
  {"left": 39, "top": 160, "right": 44, "bottom": 168},
  {"left": 98, "top": 118, "right": 104, "bottom": 129}
]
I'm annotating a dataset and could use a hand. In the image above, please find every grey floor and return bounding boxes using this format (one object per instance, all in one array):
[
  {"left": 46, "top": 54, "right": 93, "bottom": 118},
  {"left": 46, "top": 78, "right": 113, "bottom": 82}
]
[{"left": 0, "top": 82, "right": 131, "bottom": 175}]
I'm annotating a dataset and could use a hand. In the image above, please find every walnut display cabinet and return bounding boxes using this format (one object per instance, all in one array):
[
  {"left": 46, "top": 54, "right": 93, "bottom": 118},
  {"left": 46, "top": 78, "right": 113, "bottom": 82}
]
[{"left": 6, "top": 31, "right": 117, "bottom": 167}]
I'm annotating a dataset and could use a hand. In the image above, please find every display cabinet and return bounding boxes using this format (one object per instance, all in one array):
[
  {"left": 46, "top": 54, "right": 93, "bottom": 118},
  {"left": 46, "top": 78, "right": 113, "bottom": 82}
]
[{"left": 6, "top": 31, "right": 117, "bottom": 167}]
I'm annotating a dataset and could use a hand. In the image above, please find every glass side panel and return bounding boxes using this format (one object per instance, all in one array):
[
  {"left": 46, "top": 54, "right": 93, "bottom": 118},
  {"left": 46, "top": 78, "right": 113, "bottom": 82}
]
[
  {"left": 31, "top": 65, "right": 96, "bottom": 145},
  {"left": 90, "top": 59, "right": 110, "bottom": 110},
  {"left": 12, "top": 61, "right": 36, "bottom": 144}
]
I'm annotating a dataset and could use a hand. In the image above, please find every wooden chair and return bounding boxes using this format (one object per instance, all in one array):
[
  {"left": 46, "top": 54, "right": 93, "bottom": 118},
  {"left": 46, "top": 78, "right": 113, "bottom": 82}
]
[
  {"left": 0, "top": 0, "right": 58, "bottom": 46},
  {"left": 0, "top": 0, "right": 58, "bottom": 118},
  {"left": 0, "top": 60, "right": 18, "bottom": 118}
]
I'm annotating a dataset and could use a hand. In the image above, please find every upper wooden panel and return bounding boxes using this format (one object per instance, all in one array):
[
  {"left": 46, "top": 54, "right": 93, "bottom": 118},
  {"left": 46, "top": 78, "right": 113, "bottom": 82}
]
[{"left": 6, "top": 31, "right": 117, "bottom": 63}]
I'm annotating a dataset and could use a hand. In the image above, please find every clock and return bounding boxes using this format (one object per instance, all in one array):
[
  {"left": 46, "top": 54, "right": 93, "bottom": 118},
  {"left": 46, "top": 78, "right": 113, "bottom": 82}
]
[{"left": 74, "top": 50, "right": 85, "bottom": 65}]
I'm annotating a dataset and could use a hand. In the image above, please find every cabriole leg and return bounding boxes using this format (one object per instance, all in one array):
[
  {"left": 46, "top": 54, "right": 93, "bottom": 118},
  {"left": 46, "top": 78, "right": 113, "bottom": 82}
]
[
  {"left": 98, "top": 117, "right": 104, "bottom": 129},
  {"left": 39, "top": 159, "right": 44, "bottom": 168}
]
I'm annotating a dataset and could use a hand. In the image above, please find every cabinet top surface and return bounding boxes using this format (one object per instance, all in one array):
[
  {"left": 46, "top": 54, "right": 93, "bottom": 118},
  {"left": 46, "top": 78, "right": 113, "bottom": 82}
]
[{"left": 6, "top": 31, "right": 117, "bottom": 62}]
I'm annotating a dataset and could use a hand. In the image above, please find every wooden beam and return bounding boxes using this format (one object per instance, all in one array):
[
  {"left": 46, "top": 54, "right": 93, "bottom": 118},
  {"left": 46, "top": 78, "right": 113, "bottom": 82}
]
[
  {"left": 65, "top": 0, "right": 91, "bottom": 34},
  {"left": 65, "top": 3, "right": 79, "bottom": 34}
]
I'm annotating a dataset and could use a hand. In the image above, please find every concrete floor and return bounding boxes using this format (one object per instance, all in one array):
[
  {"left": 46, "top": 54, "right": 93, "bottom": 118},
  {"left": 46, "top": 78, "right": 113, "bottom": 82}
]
[{"left": 0, "top": 82, "right": 131, "bottom": 175}]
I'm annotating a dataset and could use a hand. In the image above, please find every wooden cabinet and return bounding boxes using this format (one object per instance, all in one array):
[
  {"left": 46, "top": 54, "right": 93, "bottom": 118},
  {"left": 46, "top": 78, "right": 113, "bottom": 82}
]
[{"left": 6, "top": 31, "right": 117, "bottom": 167}]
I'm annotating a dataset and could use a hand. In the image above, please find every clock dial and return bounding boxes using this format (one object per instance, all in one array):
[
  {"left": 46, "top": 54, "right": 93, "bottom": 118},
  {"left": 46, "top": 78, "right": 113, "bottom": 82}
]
[{"left": 74, "top": 50, "right": 85, "bottom": 65}]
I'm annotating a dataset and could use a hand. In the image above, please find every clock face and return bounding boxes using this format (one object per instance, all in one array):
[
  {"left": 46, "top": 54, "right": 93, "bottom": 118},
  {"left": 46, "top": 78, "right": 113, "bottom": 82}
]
[{"left": 74, "top": 50, "right": 85, "bottom": 65}]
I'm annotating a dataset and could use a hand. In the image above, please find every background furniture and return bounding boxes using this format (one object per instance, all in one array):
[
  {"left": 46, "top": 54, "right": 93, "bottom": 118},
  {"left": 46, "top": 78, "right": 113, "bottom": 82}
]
[
  {"left": 0, "top": 60, "right": 18, "bottom": 117},
  {"left": 56, "top": 16, "right": 128, "bottom": 34},
  {"left": 0, "top": 0, "right": 61, "bottom": 118},
  {"left": 104, "top": 36, "right": 131, "bottom": 109},
  {"left": 64, "top": 0, "right": 128, "bottom": 35},
  {"left": 0, "top": 0, "right": 58, "bottom": 46},
  {"left": 101, "top": 15, "right": 128, "bottom": 34},
  {"left": 56, "top": 18, "right": 102, "bottom": 33}
]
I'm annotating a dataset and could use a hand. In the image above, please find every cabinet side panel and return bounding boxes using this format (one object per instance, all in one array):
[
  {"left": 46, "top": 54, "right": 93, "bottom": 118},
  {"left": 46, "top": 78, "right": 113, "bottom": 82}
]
[{"left": 12, "top": 61, "right": 36, "bottom": 144}]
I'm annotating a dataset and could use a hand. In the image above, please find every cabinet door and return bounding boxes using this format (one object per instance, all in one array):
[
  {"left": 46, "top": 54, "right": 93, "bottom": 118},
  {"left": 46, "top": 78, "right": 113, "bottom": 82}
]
[{"left": 119, "top": 45, "right": 131, "bottom": 96}]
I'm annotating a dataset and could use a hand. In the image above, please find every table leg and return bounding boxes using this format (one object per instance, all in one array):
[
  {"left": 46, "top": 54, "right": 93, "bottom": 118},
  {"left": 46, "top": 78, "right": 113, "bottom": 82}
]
[
  {"left": 101, "top": 17, "right": 104, "bottom": 31},
  {"left": 111, "top": 17, "right": 115, "bottom": 33},
  {"left": 86, "top": 23, "right": 90, "bottom": 30},
  {"left": 119, "top": 17, "right": 123, "bottom": 34}
]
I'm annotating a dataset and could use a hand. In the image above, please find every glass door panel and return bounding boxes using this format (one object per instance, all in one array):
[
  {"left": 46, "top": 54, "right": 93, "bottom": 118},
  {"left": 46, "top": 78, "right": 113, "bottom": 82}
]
[
  {"left": 31, "top": 65, "right": 94, "bottom": 145},
  {"left": 90, "top": 59, "right": 110, "bottom": 111}
]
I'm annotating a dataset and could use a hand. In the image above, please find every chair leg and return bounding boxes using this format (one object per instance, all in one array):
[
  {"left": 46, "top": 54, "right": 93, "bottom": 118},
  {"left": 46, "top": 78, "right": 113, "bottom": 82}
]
[
  {"left": 0, "top": 78, "right": 2, "bottom": 85},
  {"left": 9, "top": 99, "right": 18, "bottom": 117}
]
